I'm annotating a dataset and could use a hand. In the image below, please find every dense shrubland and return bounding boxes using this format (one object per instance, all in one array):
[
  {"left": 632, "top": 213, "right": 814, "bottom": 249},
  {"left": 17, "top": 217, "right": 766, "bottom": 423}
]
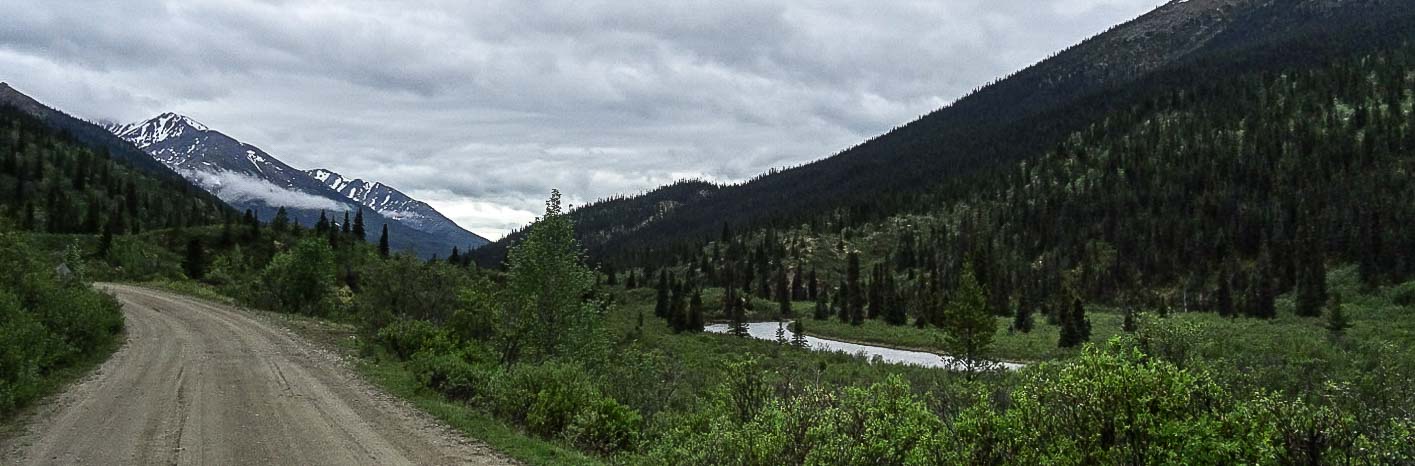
[{"left": 0, "top": 233, "right": 123, "bottom": 416}]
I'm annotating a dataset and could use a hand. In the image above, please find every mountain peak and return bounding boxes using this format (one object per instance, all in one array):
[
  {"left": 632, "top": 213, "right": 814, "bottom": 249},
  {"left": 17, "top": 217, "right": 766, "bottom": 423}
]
[{"left": 111, "top": 112, "right": 211, "bottom": 149}]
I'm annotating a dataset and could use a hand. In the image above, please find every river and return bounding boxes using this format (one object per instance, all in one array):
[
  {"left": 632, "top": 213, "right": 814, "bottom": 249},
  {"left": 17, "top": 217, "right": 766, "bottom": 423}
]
[{"left": 704, "top": 321, "right": 1023, "bottom": 371}]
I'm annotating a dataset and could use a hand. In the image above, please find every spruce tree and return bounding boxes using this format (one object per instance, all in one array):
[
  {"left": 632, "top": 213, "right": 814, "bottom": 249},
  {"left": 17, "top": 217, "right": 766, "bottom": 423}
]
[
  {"left": 1073, "top": 298, "right": 1092, "bottom": 343},
  {"left": 776, "top": 265, "right": 792, "bottom": 318},
  {"left": 847, "top": 252, "right": 864, "bottom": 325},
  {"left": 814, "top": 286, "right": 830, "bottom": 320},
  {"left": 942, "top": 265, "right": 996, "bottom": 370},
  {"left": 1217, "top": 270, "right": 1235, "bottom": 318},
  {"left": 352, "top": 209, "right": 366, "bottom": 241},
  {"left": 378, "top": 224, "right": 390, "bottom": 257},
  {"left": 867, "top": 264, "right": 882, "bottom": 320},
  {"left": 1122, "top": 306, "right": 1138, "bottom": 333},
  {"left": 1295, "top": 226, "right": 1328, "bottom": 318},
  {"left": 669, "top": 277, "right": 686, "bottom": 333},
  {"left": 790, "top": 320, "right": 808, "bottom": 348},
  {"left": 655, "top": 270, "right": 670, "bottom": 319},
  {"left": 807, "top": 269, "right": 819, "bottom": 301},
  {"left": 837, "top": 279, "right": 850, "bottom": 323},
  {"left": 272, "top": 207, "right": 290, "bottom": 233},
  {"left": 183, "top": 238, "right": 207, "bottom": 280},
  {"left": 1326, "top": 294, "right": 1351, "bottom": 335},
  {"left": 342, "top": 211, "right": 351, "bottom": 234},
  {"left": 791, "top": 266, "right": 804, "bottom": 301},
  {"left": 688, "top": 288, "right": 705, "bottom": 333},
  {"left": 1013, "top": 303, "right": 1034, "bottom": 333}
]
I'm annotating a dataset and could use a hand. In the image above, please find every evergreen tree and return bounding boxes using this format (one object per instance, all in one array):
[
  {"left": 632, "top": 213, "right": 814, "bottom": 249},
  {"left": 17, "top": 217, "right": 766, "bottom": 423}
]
[
  {"left": 352, "top": 209, "right": 366, "bottom": 241},
  {"left": 847, "top": 252, "right": 864, "bottom": 325},
  {"left": 378, "top": 224, "right": 390, "bottom": 257},
  {"left": 807, "top": 269, "right": 819, "bottom": 301},
  {"left": 776, "top": 264, "right": 791, "bottom": 318},
  {"left": 1074, "top": 298, "right": 1092, "bottom": 343},
  {"left": 448, "top": 247, "right": 462, "bottom": 265},
  {"left": 655, "top": 269, "right": 671, "bottom": 319},
  {"left": 342, "top": 211, "right": 351, "bottom": 234},
  {"left": 669, "top": 276, "right": 686, "bottom": 333},
  {"left": 790, "top": 320, "right": 808, "bottom": 348},
  {"left": 837, "top": 279, "right": 850, "bottom": 324},
  {"left": 884, "top": 271, "right": 907, "bottom": 325},
  {"left": 814, "top": 286, "right": 830, "bottom": 320},
  {"left": 316, "top": 211, "right": 330, "bottom": 234},
  {"left": 626, "top": 270, "right": 637, "bottom": 289},
  {"left": 867, "top": 264, "right": 882, "bottom": 320},
  {"left": 943, "top": 265, "right": 996, "bottom": 371},
  {"left": 1295, "top": 224, "right": 1328, "bottom": 318},
  {"left": 1013, "top": 302, "right": 1034, "bottom": 333},
  {"left": 605, "top": 264, "right": 618, "bottom": 286},
  {"left": 1326, "top": 294, "right": 1351, "bottom": 335},
  {"left": 97, "top": 221, "right": 114, "bottom": 259},
  {"left": 688, "top": 288, "right": 705, "bottom": 333},
  {"left": 1217, "top": 270, "right": 1235, "bottom": 318},
  {"left": 791, "top": 265, "right": 804, "bottom": 301},
  {"left": 183, "top": 238, "right": 207, "bottom": 281},
  {"left": 272, "top": 207, "right": 290, "bottom": 233},
  {"left": 1122, "top": 306, "right": 1138, "bottom": 333},
  {"left": 774, "top": 321, "right": 788, "bottom": 345}
]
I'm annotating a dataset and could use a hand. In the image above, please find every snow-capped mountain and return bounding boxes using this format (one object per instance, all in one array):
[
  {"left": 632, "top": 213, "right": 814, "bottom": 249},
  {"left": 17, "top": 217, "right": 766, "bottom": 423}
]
[
  {"left": 108, "top": 113, "right": 488, "bottom": 256},
  {"left": 307, "top": 168, "right": 487, "bottom": 247}
]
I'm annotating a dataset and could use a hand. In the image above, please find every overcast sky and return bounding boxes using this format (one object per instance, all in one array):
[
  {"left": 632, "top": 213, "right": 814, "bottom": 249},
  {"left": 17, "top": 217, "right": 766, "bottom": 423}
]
[{"left": 0, "top": 0, "right": 1165, "bottom": 239}]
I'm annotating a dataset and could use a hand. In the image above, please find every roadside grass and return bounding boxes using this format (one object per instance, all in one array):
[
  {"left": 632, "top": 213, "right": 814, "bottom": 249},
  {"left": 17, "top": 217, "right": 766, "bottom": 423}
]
[{"left": 357, "top": 356, "right": 600, "bottom": 466}]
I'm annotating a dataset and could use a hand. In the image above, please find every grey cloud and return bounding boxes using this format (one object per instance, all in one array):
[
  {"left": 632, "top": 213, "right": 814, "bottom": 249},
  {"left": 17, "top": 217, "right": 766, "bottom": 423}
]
[{"left": 0, "top": 0, "right": 1165, "bottom": 238}]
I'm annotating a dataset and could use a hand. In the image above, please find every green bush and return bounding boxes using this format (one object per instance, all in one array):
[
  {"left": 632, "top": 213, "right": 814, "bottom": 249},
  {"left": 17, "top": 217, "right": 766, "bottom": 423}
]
[
  {"left": 259, "top": 239, "right": 336, "bottom": 315},
  {"left": 0, "top": 234, "right": 124, "bottom": 416},
  {"left": 32, "top": 286, "right": 123, "bottom": 355},
  {"left": 0, "top": 291, "right": 62, "bottom": 413},
  {"left": 377, "top": 319, "right": 451, "bottom": 360},
  {"left": 408, "top": 349, "right": 491, "bottom": 401},
  {"left": 565, "top": 397, "right": 643, "bottom": 455},
  {"left": 1390, "top": 281, "right": 1415, "bottom": 307},
  {"left": 488, "top": 362, "right": 599, "bottom": 437}
]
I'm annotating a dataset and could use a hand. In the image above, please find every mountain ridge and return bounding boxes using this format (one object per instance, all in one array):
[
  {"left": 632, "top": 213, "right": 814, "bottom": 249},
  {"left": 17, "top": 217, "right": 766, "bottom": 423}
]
[{"left": 106, "top": 111, "right": 489, "bottom": 256}]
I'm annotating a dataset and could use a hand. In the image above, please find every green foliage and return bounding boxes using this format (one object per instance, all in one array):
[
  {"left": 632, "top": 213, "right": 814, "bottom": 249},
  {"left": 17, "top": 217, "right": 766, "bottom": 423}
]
[
  {"left": 259, "top": 238, "right": 336, "bottom": 315},
  {"left": 944, "top": 343, "right": 1275, "bottom": 464},
  {"left": 377, "top": 319, "right": 453, "bottom": 360},
  {"left": 942, "top": 266, "right": 996, "bottom": 368},
  {"left": 408, "top": 346, "right": 494, "bottom": 402},
  {"left": 0, "top": 233, "right": 123, "bottom": 416},
  {"left": 488, "top": 362, "right": 600, "bottom": 438},
  {"left": 355, "top": 255, "right": 472, "bottom": 334},
  {"left": 498, "top": 190, "right": 599, "bottom": 363},
  {"left": 1390, "top": 280, "right": 1415, "bottom": 307},
  {"left": 565, "top": 397, "right": 642, "bottom": 455}
]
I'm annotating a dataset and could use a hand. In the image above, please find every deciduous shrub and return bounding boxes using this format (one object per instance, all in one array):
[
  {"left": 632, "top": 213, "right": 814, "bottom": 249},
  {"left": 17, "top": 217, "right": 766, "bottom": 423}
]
[{"left": 377, "top": 319, "right": 450, "bottom": 360}]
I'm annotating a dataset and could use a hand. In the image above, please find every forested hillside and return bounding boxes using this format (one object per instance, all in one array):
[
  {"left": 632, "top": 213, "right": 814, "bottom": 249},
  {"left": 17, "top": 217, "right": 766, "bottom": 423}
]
[
  {"left": 474, "top": 0, "right": 1415, "bottom": 270},
  {"left": 0, "top": 104, "right": 230, "bottom": 236}
]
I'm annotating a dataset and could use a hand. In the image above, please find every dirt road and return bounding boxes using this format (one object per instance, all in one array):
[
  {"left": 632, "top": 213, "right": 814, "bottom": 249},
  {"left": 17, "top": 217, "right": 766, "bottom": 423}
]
[{"left": 1, "top": 284, "right": 513, "bottom": 465}]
